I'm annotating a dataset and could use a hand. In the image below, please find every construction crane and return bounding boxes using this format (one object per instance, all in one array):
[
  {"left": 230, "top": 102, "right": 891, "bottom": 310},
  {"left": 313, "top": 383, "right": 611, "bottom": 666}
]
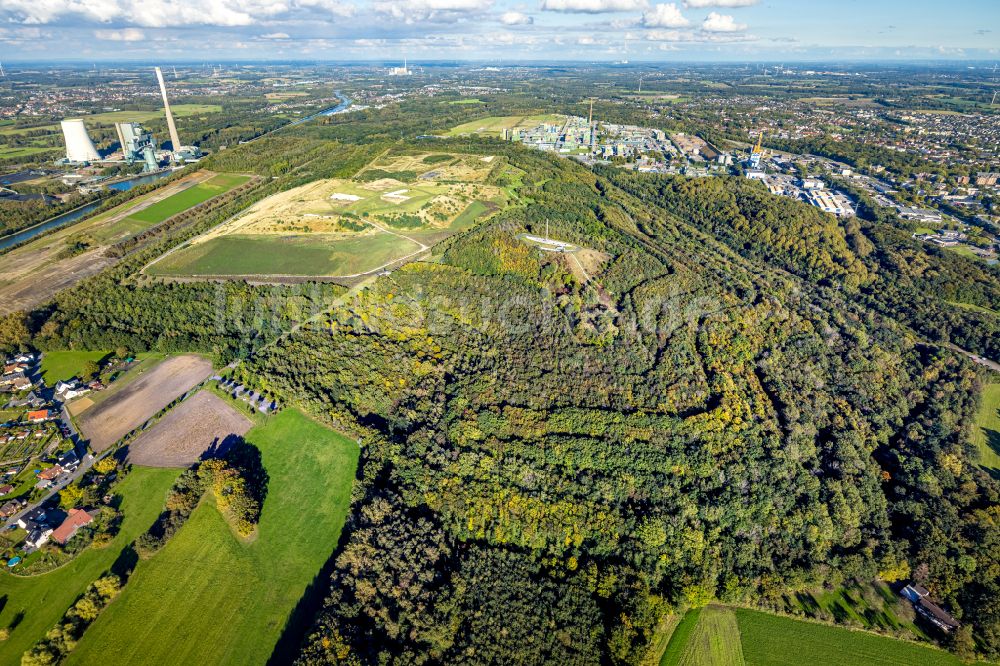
[{"left": 749, "top": 130, "right": 765, "bottom": 169}]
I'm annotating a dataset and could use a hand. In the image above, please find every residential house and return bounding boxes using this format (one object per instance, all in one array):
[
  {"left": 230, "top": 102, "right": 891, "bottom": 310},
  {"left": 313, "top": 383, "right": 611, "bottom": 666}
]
[
  {"left": 17, "top": 506, "right": 48, "bottom": 530},
  {"left": 37, "top": 465, "right": 64, "bottom": 482},
  {"left": 24, "top": 525, "right": 54, "bottom": 549},
  {"left": 0, "top": 499, "right": 23, "bottom": 517},
  {"left": 0, "top": 484, "right": 12, "bottom": 496},
  {"left": 27, "top": 409, "right": 54, "bottom": 423},
  {"left": 55, "top": 380, "right": 90, "bottom": 401},
  {"left": 51, "top": 508, "right": 93, "bottom": 545},
  {"left": 901, "top": 584, "right": 961, "bottom": 633}
]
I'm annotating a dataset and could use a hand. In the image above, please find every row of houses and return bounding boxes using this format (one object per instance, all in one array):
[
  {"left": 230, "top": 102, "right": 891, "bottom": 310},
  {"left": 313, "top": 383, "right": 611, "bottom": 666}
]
[{"left": 1, "top": 353, "right": 36, "bottom": 392}]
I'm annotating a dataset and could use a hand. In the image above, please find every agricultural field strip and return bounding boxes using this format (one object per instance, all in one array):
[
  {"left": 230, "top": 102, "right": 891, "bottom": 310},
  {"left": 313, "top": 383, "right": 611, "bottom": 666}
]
[
  {"left": 75, "top": 354, "right": 214, "bottom": 452},
  {"left": 127, "top": 390, "right": 253, "bottom": 468}
]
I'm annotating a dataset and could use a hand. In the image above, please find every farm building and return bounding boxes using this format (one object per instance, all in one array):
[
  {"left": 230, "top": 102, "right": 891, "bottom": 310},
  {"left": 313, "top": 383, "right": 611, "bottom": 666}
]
[{"left": 901, "top": 584, "right": 960, "bottom": 633}]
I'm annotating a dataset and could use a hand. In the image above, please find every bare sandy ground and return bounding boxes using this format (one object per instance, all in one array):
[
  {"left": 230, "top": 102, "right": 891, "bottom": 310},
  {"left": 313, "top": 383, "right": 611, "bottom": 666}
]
[
  {"left": 77, "top": 354, "right": 214, "bottom": 452},
  {"left": 127, "top": 390, "right": 252, "bottom": 467}
]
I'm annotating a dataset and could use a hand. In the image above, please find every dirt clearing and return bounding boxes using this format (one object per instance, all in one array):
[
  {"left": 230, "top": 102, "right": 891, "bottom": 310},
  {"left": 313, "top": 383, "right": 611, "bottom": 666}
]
[
  {"left": 127, "top": 391, "right": 253, "bottom": 467},
  {"left": 77, "top": 354, "right": 214, "bottom": 452}
]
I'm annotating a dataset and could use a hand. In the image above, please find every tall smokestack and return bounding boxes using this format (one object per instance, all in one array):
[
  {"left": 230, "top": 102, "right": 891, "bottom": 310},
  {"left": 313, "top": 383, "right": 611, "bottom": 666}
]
[{"left": 155, "top": 66, "right": 182, "bottom": 153}]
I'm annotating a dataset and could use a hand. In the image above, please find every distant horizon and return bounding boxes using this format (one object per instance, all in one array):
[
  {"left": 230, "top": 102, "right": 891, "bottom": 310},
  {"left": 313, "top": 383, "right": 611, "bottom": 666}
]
[{"left": 3, "top": 57, "right": 999, "bottom": 66}]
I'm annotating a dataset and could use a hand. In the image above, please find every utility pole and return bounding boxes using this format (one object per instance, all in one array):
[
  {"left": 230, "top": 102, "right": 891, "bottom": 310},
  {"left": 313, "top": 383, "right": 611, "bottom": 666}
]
[
  {"left": 0, "top": 62, "right": 5, "bottom": 78},
  {"left": 638, "top": 75, "right": 643, "bottom": 95},
  {"left": 992, "top": 90, "right": 998, "bottom": 106}
]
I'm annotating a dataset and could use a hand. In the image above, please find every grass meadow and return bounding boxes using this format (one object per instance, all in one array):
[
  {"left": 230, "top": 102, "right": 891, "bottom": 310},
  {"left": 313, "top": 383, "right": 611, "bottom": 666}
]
[
  {"left": 40, "top": 350, "right": 110, "bottom": 385},
  {"left": 128, "top": 173, "right": 250, "bottom": 225},
  {"left": 149, "top": 231, "right": 420, "bottom": 277},
  {"left": 658, "top": 606, "right": 974, "bottom": 666},
  {"left": 66, "top": 409, "right": 359, "bottom": 665},
  {"left": 972, "top": 383, "right": 1000, "bottom": 472}
]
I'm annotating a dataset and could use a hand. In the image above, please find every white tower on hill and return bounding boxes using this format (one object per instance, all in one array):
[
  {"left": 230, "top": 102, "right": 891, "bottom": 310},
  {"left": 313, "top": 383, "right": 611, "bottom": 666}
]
[{"left": 60, "top": 119, "right": 101, "bottom": 162}]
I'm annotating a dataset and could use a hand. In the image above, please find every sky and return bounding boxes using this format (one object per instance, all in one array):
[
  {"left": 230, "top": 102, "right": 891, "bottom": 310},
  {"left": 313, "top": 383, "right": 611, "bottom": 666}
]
[{"left": 0, "top": 0, "right": 997, "bottom": 62}]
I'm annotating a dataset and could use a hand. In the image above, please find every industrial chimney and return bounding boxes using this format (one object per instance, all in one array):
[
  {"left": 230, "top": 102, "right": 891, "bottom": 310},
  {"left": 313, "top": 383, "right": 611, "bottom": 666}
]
[
  {"left": 154, "top": 66, "right": 182, "bottom": 153},
  {"left": 60, "top": 119, "right": 101, "bottom": 163}
]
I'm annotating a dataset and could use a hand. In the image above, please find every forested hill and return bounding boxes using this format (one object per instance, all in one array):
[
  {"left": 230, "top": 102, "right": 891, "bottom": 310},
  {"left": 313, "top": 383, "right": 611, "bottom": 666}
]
[
  {"left": 598, "top": 168, "right": 1000, "bottom": 361},
  {"left": 238, "top": 147, "right": 1000, "bottom": 664}
]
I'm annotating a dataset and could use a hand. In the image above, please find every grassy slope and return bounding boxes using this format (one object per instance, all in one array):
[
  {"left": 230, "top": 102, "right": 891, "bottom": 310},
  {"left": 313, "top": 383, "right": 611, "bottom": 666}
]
[
  {"left": 150, "top": 232, "right": 418, "bottom": 277},
  {"left": 0, "top": 467, "right": 180, "bottom": 663},
  {"left": 735, "top": 608, "right": 970, "bottom": 666},
  {"left": 678, "top": 607, "right": 745, "bottom": 666},
  {"left": 40, "top": 350, "right": 109, "bottom": 385},
  {"left": 972, "top": 383, "right": 1000, "bottom": 471},
  {"left": 67, "top": 409, "right": 360, "bottom": 665},
  {"left": 128, "top": 174, "right": 250, "bottom": 224},
  {"left": 661, "top": 608, "right": 702, "bottom": 665}
]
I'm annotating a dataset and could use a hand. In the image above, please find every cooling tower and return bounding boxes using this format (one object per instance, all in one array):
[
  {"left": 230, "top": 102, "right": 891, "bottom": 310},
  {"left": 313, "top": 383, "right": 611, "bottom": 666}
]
[
  {"left": 60, "top": 119, "right": 101, "bottom": 162},
  {"left": 154, "top": 67, "right": 182, "bottom": 153}
]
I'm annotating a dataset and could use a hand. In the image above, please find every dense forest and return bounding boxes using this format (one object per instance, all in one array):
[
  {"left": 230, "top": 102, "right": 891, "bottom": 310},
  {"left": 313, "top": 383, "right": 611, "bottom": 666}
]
[
  {"left": 229, "top": 143, "right": 1000, "bottom": 663},
  {"left": 11, "top": 98, "right": 1000, "bottom": 663}
]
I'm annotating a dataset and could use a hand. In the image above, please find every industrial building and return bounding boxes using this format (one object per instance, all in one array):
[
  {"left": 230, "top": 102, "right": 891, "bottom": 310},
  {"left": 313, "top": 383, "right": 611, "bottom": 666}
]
[
  {"left": 59, "top": 119, "right": 101, "bottom": 163},
  {"left": 114, "top": 122, "right": 158, "bottom": 171}
]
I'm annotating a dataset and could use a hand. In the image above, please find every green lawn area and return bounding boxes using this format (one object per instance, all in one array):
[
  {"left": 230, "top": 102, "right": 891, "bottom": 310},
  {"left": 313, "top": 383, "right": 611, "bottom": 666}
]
[
  {"left": 735, "top": 608, "right": 974, "bottom": 666},
  {"left": 661, "top": 608, "right": 702, "bottom": 665},
  {"left": 659, "top": 606, "right": 971, "bottom": 666},
  {"left": 972, "top": 383, "right": 1000, "bottom": 472},
  {"left": 67, "top": 409, "right": 360, "bottom": 665},
  {"left": 149, "top": 231, "right": 420, "bottom": 277},
  {"left": 0, "top": 467, "right": 180, "bottom": 663},
  {"left": 40, "top": 350, "right": 110, "bottom": 385},
  {"left": 447, "top": 98, "right": 484, "bottom": 104},
  {"left": 451, "top": 200, "right": 490, "bottom": 230},
  {"left": 127, "top": 174, "right": 250, "bottom": 225}
]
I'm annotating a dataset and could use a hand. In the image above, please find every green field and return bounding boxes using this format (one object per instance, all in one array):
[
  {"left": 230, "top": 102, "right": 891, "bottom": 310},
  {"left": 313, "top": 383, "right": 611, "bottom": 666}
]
[
  {"left": 0, "top": 467, "right": 181, "bottom": 663},
  {"left": 40, "top": 350, "right": 110, "bottom": 385},
  {"left": 128, "top": 174, "right": 250, "bottom": 225},
  {"left": 446, "top": 114, "right": 565, "bottom": 136},
  {"left": 972, "top": 383, "right": 1000, "bottom": 472},
  {"left": 734, "top": 608, "right": 972, "bottom": 666},
  {"left": 67, "top": 409, "right": 360, "bottom": 665},
  {"left": 149, "top": 231, "right": 420, "bottom": 277},
  {"left": 659, "top": 606, "right": 971, "bottom": 666}
]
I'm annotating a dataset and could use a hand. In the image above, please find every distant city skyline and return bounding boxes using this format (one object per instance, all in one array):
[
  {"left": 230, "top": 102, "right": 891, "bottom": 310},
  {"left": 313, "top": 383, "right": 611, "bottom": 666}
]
[{"left": 0, "top": 0, "right": 997, "bottom": 62}]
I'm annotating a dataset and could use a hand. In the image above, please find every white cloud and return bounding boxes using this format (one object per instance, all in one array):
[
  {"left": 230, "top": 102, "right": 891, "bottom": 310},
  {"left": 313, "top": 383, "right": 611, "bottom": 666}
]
[
  {"left": 260, "top": 31, "right": 290, "bottom": 38},
  {"left": 540, "top": 0, "right": 647, "bottom": 13},
  {"left": 94, "top": 27, "right": 145, "bottom": 40},
  {"left": 642, "top": 3, "right": 688, "bottom": 27},
  {"left": 683, "top": 0, "right": 755, "bottom": 6},
  {"left": 644, "top": 27, "right": 751, "bottom": 42},
  {"left": 702, "top": 11, "right": 745, "bottom": 32},
  {"left": 1, "top": 0, "right": 353, "bottom": 27},
  {"left": 499, "top": 10, "right": 532, "bottom": 24},
  {"left": 373, "top": 0, "right": 492, "bottom": 21}
]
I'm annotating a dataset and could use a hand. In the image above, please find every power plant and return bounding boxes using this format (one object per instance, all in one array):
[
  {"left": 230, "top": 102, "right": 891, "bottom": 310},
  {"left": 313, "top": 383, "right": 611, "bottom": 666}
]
[
  {"left": 60, "top": 119, "right": 101, "bottom": 163},
  {"left": 114, "top": 122, "right": 158, "bottom": 171},
  {"left": 154, "top": 66, "right": 201, "bottom": 162}
]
